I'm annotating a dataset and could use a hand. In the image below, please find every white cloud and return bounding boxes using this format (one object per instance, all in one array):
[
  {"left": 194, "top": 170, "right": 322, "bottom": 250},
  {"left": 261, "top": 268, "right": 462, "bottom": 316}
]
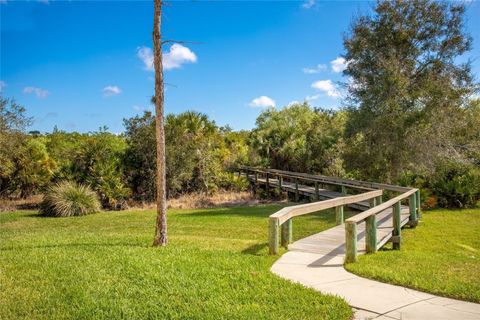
[
  {"left": 137, "top": 43, "right": 197, "bottom": 71},
  {"left": 331, "top": 57, "right": 348, "bottom": 73},
  {"left": 302, "top": 0, "right": 315, "bottom": 9},
  {"left": 23, "top": 86, "right": 49, "bottom": 98},
  {"left": 164, "top": 44, "right": 197, "bottom": 70},
  {"left": 311, "top": 80, "right": 340, "bottom": 98},
  {"left": 102, "top": 85, "right": 121, "bottom": 97},
  {"left": 249, "top": 96, "right": 276, "bottom": 108},
  {"left": 137, "top": 46, "right": 154, "bottom": 71},
  {"left": 302, "top": 64, "right": 327, "bottom": 74},
  {"left": 288, "top": 100, "right": 300, "bottom": 106},
  {"left": 0, "top": 81, "right": 6, "bottom": 92}
]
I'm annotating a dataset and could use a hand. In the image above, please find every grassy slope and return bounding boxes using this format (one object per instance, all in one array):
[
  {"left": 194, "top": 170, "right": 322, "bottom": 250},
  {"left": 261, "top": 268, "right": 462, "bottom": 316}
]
[
  {"left": 346, "top": 208, "right": 480, "bottom": 303},
  {"left": 0, "top": 206, "right": 353, "bottom": 320}
]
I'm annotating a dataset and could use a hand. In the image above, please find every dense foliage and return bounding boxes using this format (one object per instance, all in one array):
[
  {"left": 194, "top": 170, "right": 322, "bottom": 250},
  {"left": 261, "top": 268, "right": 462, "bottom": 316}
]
[
  {"left": 343, "top": 0, "right": 476, "bottom": 183},
  {"left": 0, "top": 98, "right": 34, "bottom": 197},
  {"left": 123, "top": 111, "right": 250, "bottom": 201},
  {"left": 251, "top": 103, "right": 347, "bottom": 177}
]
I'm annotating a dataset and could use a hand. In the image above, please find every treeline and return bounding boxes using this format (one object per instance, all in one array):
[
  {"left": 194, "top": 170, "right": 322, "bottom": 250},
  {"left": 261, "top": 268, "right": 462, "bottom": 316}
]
[
  {"left": 1, "top": 97, "right": 479, "bottom": 209},
  {"left": 253, "top": 101, "right": 480, "bottom": 208},
  {"left": 0, "top": 98, "right": 250, "bottom": 208}
]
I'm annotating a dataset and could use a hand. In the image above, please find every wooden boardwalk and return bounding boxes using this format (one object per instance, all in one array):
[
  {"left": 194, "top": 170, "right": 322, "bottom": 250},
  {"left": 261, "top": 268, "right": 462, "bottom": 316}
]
[
  {"left": 240, "top": 167, "right": 420, "bottom": 261},
  {"left": 248, "top": 175, "right": 370, "bottom": 211}
]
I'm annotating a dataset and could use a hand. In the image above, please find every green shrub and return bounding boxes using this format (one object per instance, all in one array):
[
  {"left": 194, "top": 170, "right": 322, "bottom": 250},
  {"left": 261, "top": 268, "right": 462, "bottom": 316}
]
[
  {"left": 430, "top": 161, "right": 480, "bottom": 208},
  {"left": 40, "top": 181, "right": 100, "bottom": 217},
  {"left": 396, "top": 171, "right": 433, "bottom": 208},
  {"left": 216, "top": 172, "right": 250, "bottom": 192}
]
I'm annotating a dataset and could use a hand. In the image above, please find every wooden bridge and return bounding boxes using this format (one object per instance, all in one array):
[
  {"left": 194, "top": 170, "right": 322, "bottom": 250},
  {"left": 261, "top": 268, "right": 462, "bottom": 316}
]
[{"left": 238, "top": 167, "right": 421, "bottom": 263}]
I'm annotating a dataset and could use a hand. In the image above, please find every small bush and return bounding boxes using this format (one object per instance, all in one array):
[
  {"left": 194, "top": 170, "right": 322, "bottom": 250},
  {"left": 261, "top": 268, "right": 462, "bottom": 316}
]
[
  {"left": 396, "top": 170, "right": 432, "bottom": 209},
  {"left": 216, "top": 172, "right": 250, "bottom": 192},
  {"left": 40, "top": 181, "right": 100, "bottom": 217},
  {"left": 430, "top": 161, "right": 480, "bottom": 208}
]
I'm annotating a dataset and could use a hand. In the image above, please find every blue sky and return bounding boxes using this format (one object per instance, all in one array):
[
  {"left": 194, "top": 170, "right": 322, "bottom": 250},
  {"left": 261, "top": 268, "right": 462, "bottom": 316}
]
[{"left": 1, "top": 0, "right": 479, "bottom": 133}]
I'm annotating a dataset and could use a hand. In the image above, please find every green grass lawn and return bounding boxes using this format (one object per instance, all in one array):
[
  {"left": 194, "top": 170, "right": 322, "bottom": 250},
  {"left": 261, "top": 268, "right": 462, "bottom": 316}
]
[
  {"left": 0, "top": 205, "right": 353, "bottom": 320},
  {"left": 345, "top": 208, "right": 480, "bottom": 303}
]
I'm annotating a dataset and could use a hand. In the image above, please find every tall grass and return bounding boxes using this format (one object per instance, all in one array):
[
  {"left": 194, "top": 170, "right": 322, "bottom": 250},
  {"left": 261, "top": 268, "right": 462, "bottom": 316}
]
[{"left": 40, "top": 181, "right": 100, "bottom": 217}]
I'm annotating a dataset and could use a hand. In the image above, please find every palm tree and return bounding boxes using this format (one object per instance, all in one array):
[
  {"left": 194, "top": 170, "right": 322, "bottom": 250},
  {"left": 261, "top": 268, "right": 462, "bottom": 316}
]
[{"left": 152, "top": 0, "right": 167, "bottom": 246}]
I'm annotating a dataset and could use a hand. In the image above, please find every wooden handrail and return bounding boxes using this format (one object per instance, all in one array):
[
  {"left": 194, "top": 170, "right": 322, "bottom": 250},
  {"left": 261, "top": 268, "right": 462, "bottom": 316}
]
[
  {"left": 240, "top": 166, "right": 410, "bottom": 193},
  {"left": 344, "top": 188, "right": 419, "bottom": 263},
  {"left": 271, "top": 190, "right": 383, "bottom": 225},
  {"left": 242, "top": 166, "right": 376, "bottom": 191},
  {"left": 244, "top": 168, "right": 375, "bottom": 192},
  {"left": 268, "top": 190, "right": 383, "bottom": 254},
  {"left": 345, "top": 188, "right": 417, "bottom": 224}
]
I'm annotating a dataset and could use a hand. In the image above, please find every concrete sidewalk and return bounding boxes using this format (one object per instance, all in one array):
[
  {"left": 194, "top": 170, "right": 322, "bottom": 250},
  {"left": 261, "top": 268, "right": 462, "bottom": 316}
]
[{"left": 271, "top": 251, "right": 480, "bottom": 320}]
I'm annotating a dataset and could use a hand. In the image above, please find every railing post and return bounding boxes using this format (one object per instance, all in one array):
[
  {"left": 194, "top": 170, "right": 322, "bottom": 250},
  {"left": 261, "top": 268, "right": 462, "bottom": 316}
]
[
  {"left": 409, "top": 194, "right": 417, "bottom": 227},
  {"left": 365, "top": 215, "right": 377, "bottom": 254},
  {"left": 415, "top": 190, "right": 421, "bottom": 218},
  {"left": 281, "top": 219, "right": 292, "bottom": 248},
  {"left": 269, "top": 218, "right": 279, "bottom": 255},
  {"left": 341, "top": 185, "right": 347, "bottom": 196},
  {"left": 315, "top": 181, "right": 320, "bottom": 200},
  {"left": 255, "top": 172, "right": 258, "bottom": 184},
  {"left": 393, "top": 201, "right": 401, "bottom": 250},
  {"left": 369, "top": 197, "right": 377, "bottom": 208},
  {"left": 335, "top": 205, "right": 344, "bottom": 225},
  {"left": 345, "top": 222, "right": 357, "bottom": 263},
  {"left": 295, "top": 178, "right": 299, "bottom": 202},
  {"left": 376, "top": 195, "right": 383, "bottom": 205}
]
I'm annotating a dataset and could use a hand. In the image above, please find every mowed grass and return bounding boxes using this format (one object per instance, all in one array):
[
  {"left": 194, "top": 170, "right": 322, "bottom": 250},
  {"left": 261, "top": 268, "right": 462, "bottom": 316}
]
[
  {"left": 345, "top": 208, "right": 480, "bottom": 303},
  {"left": 0, "top": 205, "right": 354, "bottom": 320}
]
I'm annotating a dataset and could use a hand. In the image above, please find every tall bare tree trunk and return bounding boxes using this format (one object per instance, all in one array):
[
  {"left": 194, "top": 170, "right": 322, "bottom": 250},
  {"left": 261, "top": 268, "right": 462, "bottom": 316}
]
[{"left": 152, "top": 0, "right": 167, "bottom": 246}]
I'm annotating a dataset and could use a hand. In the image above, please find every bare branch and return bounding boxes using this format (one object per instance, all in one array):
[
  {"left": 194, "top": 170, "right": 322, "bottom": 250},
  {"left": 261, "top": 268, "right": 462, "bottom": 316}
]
[{"left": 161, "top": 39, "right": 204, "bottom": 46}]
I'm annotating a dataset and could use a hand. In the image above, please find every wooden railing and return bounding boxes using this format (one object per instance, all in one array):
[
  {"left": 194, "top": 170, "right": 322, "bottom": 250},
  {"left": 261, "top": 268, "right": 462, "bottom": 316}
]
[
  {"left": 268, "top": 190, "right": 383, "bottom": 254},
  {"left": 239, "top": 166, "right": 412, "bottom": 193},
  {"left": 344, "top": 188, "right": 419, "bottom": 263},
  {"left": 239, "top": 167, "right": 379, "bottom": 202}
]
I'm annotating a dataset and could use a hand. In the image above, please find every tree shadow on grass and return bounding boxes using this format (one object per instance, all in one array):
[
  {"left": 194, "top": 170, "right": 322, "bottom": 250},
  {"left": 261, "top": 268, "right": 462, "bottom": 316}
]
[
  {"left": 180, "top": 206, "right": 284, "bottom": 218},
  {"left": 241, "top": 242, "right": 268, "bottom": 256},
  {"left": 24, "top": 212, "right": 50, "bottom": 218},
  {"left": 23, "top": 212, "right": 104, "bottom": 219},
  {"left": 0, "top": 242, "right": 148, "bottom": 251}
]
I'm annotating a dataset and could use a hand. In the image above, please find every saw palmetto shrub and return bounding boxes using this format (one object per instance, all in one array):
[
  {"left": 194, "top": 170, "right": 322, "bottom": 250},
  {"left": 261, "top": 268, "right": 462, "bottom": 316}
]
[
  {"left": 430, "top": 161, "right": 480, "bottom": 208},
  {"left": 40, "top": 181, "right": 100, "bottom": 217}
]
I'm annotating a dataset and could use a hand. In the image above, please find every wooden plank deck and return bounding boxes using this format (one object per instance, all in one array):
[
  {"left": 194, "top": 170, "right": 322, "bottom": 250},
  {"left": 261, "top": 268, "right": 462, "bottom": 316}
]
[
  {"left": 247, "top": 175, "right": 370, "bottom": 210},
  {"left": 288, "top": 207, "right": 410, "bottom": 256}
]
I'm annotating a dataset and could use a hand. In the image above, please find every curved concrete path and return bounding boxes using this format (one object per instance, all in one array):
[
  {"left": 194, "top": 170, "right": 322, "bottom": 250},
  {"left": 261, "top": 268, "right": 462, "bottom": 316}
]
[
  {"left": 272, "top": 249, "right": 480, "bottom": 319},
  {"left": 271, "top": 251, "right": 480, "bottom": 320},
  {"left": 272, "top": 251, "right": 480, "bottom": 320}
]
